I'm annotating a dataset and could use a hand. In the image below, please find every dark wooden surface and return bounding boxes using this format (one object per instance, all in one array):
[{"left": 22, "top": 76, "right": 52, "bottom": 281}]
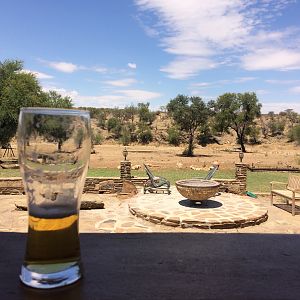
[{"left": 1, "top": 232, "right": 300, "bottom": 299}]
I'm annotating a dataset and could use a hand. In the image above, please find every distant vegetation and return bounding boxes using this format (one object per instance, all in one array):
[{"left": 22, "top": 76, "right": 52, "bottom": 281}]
[{"left": 1, "top": 58, "right": 300, "bottom": 155}]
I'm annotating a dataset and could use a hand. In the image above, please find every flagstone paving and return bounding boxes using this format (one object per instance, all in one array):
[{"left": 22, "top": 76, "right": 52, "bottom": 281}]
[
  {"left": 1, "top": 188, "right": 300, "bottom": 234},
  {"left": 129, "top": 187, "right": 268, "bottom": 229}
]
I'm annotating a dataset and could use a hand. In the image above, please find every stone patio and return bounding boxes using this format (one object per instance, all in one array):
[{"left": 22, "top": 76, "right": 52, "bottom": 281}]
[
  {"left": 1, "top": 188, "right": 300, "bottom": 234},
  {"left": 129, "top": 187, "right": 268, "bottom": 229}
]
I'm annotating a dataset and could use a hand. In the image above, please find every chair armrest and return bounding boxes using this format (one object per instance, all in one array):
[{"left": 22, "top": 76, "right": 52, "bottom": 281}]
[
  {"left": 270, "top": 181, "right": 287, "bottom": 189},
  {"left": 287, "top": 186, "right": 300, "bottom": 193}
]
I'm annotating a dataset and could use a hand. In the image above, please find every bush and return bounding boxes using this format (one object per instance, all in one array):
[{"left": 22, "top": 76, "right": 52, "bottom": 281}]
[
  {"left": 197, "top": 125, "right": 217, "bottom": 146},
  {"left": 107, "top": 117, "right": 119, "bottom": 132},
  {"left": 137, "top": 123, "right": 153, "bottom": 144},
  {"left": 268, "top": 120, "right": 285, "bottom": 136},
  {"left": 120, "top": 127, "right": 131, "bottom": 146},
  {"left": 290, "top": 125, "right": 300, "bottom": 144},
  {"left": 246, "top": 126, "right": 261, "bottom": 144},
  {"left": 167, "top": 127, "right": 181, "bottom": 146},
  {"left": 92, "top": 131, "right": 103, "bottom": 145}
]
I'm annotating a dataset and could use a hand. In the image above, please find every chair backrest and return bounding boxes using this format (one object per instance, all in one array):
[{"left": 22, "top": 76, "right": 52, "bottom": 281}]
[
  {"left": 144, "top": 164, "right": 154, "bottom": 179},
  {"left": 288, "top": 174, "right": 300, "bottom": 190},
  {"left": 204, "top": 164, "right": 219, "bottom": 180}
]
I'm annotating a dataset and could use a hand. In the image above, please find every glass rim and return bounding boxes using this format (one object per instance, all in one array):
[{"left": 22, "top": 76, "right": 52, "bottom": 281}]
[{"left": 20, "top": 107, "right": 90, "bottom": 116}]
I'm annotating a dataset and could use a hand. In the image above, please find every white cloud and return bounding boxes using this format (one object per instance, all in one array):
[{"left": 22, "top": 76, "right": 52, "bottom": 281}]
[
  {"left": 290, "top": 86, "right": 300, "bottom": 94},
  {"left": 160, "top": 57, "right": 216, "bottom": 79},
  {"left": 118, "top": 89, "right": 161, "bottom": 100},
  {"left": 255, "top": 89, "right": 269, "bottom": 95},
  {"left": 47, "top": 61, "right": 78, "bottom": 73},
  {"left": 42, "top": 86, "right": 79, "bottom": 98},
  {"left": 241, "top": 48, "right": 300, "bottom": 71},
  {"left": 22, "top": 69, "right": 53, "bottom": 79},
  {"left": 135, "top": 0, "right": 297, "bottom": 77},
  {"left": 41, "top": 85, "right": 162, "bottom": 108},
  {"left": 128, "top": 63, "right": 137, "bottom": 69},
  {"left": 94, "top": 67, "right": 108, "bottom": 73},
  {"left": 266, "top": 79, "right": 300, "bottom": 85},
  {"left": 261, "top": 101, "right": 300, "bottom": 114},
  {"left": 104, "top": 78, "right": 137, "bottom": 87}
]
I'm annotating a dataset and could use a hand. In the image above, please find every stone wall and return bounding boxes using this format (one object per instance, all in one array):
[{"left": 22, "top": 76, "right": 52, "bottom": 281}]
[
  {"left": 0, "top": 177, "right": 148, "bottom": 195},
  {"left": 0, "top": 164, "right": 248, "bottom": 195},
  {"left": 215, "top": 163, "right": 248, "bottom": 195}
]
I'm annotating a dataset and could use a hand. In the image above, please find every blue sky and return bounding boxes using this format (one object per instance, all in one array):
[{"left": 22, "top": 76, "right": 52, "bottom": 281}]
[{"left": 1, "top": 0, "right": 300, "bottom": 113}]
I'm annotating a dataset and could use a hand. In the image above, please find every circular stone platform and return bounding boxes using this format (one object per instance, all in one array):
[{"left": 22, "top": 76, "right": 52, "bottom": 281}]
[{"left": 129, "top": 188, "right": 268, "bottom": 229}]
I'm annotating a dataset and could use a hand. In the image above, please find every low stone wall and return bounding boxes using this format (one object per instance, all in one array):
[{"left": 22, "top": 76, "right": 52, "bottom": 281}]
[
  {"left": 0, "top": 178, "right": 24, "bottom": 195},
  {"left": 0, "top": 163, "right": 247, "bottom": 195},
  {"left": 0, "top": 177, "right": 148, "bottom": 195}
]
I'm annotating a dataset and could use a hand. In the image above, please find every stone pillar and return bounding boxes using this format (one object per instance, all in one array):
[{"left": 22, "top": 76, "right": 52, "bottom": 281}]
[
  {"left": 120, "top": 161, "right": 131, "bottom": 180},
  {"left": 235, "top": 163, "right": 247, "bottom": 194}
]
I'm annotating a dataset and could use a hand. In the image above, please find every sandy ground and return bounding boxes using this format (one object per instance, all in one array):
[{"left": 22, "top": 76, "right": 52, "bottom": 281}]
[{"left": 89, "top": 141, "right": 300, "bottom": 170}]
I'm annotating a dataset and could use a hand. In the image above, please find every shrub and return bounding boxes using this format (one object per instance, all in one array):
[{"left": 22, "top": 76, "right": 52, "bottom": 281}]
[
  {"left": 137, "top": 123, "right": 153, "bottom": 144},
  {"left": 167, "top": 127, "right": 181, "bottom": 146},
  {"left": 120, "top": 127, "right": 131, "bottom": 146},
  {"left": 246, "top": 126, "right": 261, "bottom": 144},
  {"left": 92, "top": 131, "right": 103, "bottom": 145},
  {"left": 290, "top": 125, "right": 300, "bottom": 145},
  {"left": 268, "top": 120, "right": 285, "bottom": 136}
]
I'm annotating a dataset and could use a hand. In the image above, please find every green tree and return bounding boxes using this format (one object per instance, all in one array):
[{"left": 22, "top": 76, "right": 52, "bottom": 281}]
[
  {"left": 212, "top": 92, "right": 261, "bottom": 152},
  {"left": 0, "top": 59, "right": 74, "bottom": 147},
  {"left": 124, "top": 104, "right": 137, "bottom": 125},
  {"left": 42, "top": 90, "right": 73, "bottom": 108},
  {"left": 0, "top": 60, "right": 43, "bottom": 146},
  {"left": 138, "top": 102, "right": 156, "bottom": 125},
  {"left": 167, "top": 95, "right": 208, "bottom": 156}
]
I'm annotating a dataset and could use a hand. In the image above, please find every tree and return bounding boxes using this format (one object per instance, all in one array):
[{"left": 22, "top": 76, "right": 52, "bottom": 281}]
[
  {"left": 42, "top": 90, "right": 73, "bottom": 108},
  {"left": 0, "top": 59, "right": 74, "bottom": 148},
  {"left": 167, "top": 95, "right": 209, "bottom": 156},
  {"left": 0, "top": 60, "right": 43, "bottom": 146},
  {"left": 212, "top": 92, "right": 261, "bottom": 152},
  {"left": 138, "top": 102, "right": 156, "bottom": 125}
]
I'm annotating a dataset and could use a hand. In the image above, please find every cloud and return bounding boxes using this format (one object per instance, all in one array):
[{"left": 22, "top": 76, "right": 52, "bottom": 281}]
[
  {"left": 266, "top": 79, "right": 300, "bottom": 85},
  {"left": 42, "top": 86, "right": 79, "bottom": 98},
  {"left": 22, "top": 69, "right": 53, "bottom": 79},
  {"left": 241, "top": 48, "right": 300, "bottom": 71},
  {"left": 104, "top": 78, "right": 137, "bottom": 87},
  {"left": 93, "top": 67, "right": 108, "bottom": 73},
  {"left": 261, "top": 101, "right": 300, "bottom": 114},
  {"left": 135, "top": 0, "right": 297, "bottom": 77},
  {"left": 47, "top": 61, "right": 78, "bottom": 73},
  {"left": 289, "top": 86, "right": 300, "bottom": 94},
  {"left": 160, "top": 57, "right": 216, "bottom": 79},
  {"left": 128, "top": 63, "right": 137, "bottom": 69},
  {"left": 41, "top": 85, "right": 161, "bottom": 108},
  {"left": 255, "top": 89, "right": 269, "bottom": 95},
  {"left": 117, "top": 89, "right": 161, "bottom": 100}
]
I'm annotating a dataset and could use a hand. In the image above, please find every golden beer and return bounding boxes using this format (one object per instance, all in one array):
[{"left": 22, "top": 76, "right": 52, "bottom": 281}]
[{"left": 25, "top": 214, "right": 80, "bottom": 266}]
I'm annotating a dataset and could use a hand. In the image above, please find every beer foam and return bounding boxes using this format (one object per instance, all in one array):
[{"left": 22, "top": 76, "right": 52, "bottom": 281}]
[{"left": 29, "top": 203, "right": 78, "bottom": 219}]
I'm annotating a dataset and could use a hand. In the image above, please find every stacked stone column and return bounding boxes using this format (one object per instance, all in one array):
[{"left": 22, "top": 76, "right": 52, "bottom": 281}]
[
  {"left": 235, "top": 163, "right": 247, "bottom": 194},
  {"left": 120, "top": 161, "right": 131, "bottom": 180}
]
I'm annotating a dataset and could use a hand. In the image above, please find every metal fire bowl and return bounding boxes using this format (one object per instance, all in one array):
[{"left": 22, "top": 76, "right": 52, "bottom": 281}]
[{"left": 175, "top": 179, "right": 220, "bottom": 201}]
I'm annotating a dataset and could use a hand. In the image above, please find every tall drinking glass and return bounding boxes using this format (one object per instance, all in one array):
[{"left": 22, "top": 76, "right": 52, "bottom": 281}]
[{"left": 17, "top": 108, "right": 91, "bottom": 289}]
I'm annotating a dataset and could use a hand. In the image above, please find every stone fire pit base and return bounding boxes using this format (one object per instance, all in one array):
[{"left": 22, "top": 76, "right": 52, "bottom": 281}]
[{"left": 129, "top": 187, "right": 268, "bottom": 229}]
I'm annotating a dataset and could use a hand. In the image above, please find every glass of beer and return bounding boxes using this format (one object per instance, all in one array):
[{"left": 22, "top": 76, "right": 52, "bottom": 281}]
[{"left": 17, "top": 107, "right": 91, "bottom": 289}]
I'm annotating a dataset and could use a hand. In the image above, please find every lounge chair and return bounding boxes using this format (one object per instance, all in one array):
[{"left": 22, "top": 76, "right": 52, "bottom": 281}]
[
  {"left": 143, "top": 164, "right": 171, "bottom": 195},
  {"left": 203, "top": 163, "right": 219, "bottom": 180}
]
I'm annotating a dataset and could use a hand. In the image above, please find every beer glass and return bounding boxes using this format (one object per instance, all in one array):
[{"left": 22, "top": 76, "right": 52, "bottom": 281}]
[{"left": 17, "top": 108, "right": 91, "bottom": 289}]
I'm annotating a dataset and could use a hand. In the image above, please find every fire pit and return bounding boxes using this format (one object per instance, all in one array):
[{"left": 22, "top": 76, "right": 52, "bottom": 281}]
[{"left": 175, "top": 179, "right": 220, "bottom": 202}]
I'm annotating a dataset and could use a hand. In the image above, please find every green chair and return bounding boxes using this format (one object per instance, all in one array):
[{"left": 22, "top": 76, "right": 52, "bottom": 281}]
[{"left": 143, "top": 164, "right": 171, "bottom": 195}]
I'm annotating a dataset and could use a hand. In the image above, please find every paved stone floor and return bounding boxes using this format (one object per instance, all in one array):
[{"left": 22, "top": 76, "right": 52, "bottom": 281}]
[
  {"left": 1, "top": 187, "right": 300, "bottom": 234},
  {"left": 129, "top": 188, "right": 268, "bottom": 229}
]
